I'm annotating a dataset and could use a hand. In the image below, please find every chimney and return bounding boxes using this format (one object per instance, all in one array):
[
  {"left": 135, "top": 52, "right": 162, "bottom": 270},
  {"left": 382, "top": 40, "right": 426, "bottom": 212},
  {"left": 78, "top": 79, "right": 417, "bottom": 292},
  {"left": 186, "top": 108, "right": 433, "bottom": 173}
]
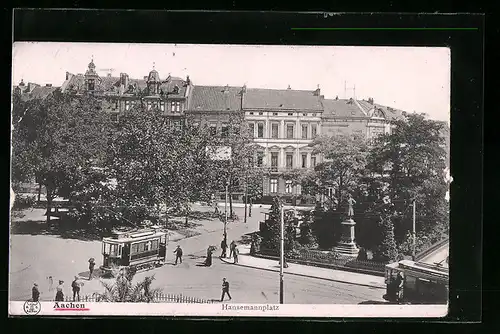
[
  {"left": 287, "top": 85, "right": 291, "bottom": 90},
  {"left": 368, "top": 97, "right": 374, "bottom": 104},
  {"left": 107, "top": 73, "right": 112, "bottom": 78},
  {"left": 335, "top": 95, "right": 339, "bottom": 100},
  {"left": 314, "top": 84, "right": 321, "bottom": 96},
  {"left": 223, "top": 84, "right": 229, "bottom": 93}
]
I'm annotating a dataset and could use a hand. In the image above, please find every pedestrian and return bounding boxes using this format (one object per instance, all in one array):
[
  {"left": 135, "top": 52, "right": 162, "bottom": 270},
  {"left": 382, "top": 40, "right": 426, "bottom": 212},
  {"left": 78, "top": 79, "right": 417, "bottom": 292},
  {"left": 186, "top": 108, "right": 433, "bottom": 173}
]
[
  {"left": 395, "top": 271, "right": 405, "bottom": 303},
  {"left": 88, "top": 258, "right": 95, "bottom": 280},
  {"left": 233, "top": 247, "right": 239, "bottom": 264},
  {"left": 220, "top": 278, "right": 232, "bottom": 302},
  {"left": 174, "top": 245, "right": 183, "bottom": 265},
  {"left": 229, "top": 240, "right": 236, "bottom": 258},
  {"left": 71, "top": 276, "right": 81, "bottom": 302},
  {"left": 205, "top": 246, "right": 213, "bottom": 267},
  {"left": 55, "top": 280, "right": 64, "bottom": 301},
  {"left": 32, "top": 283, "right": 40, "bottom": 302},
  {"left": 220, "top": 238, "right": 227, "bottom": 258}
]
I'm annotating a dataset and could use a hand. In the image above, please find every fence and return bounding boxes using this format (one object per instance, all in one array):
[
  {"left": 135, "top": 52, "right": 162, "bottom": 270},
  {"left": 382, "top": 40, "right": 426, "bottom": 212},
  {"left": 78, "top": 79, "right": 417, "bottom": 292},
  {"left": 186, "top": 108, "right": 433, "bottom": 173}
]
[
  {"left": 415, "top": 237, "right": 449, "bottom": 262},
  {"left": 256, "top": 247, "right": 386, "bottom": 276},
  {"left": 64, "top": 292, "right": 214, "bottom": 304}
]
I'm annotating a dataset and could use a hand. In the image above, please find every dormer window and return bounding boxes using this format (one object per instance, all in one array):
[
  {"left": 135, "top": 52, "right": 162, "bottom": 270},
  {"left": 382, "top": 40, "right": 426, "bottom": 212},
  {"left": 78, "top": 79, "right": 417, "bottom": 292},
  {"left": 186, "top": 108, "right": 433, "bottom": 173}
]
[
  {"left": 173, "top": 85, "right": 179, "bottom": 94},
  {"left": 273, "top": 112, "right": 278, "bottom": 116},
  {"left": 88, "top": 79, "right": 95, "bottom": 91},
  {"left": 288, "top": 112, "right": 293, "bottom": 116}
]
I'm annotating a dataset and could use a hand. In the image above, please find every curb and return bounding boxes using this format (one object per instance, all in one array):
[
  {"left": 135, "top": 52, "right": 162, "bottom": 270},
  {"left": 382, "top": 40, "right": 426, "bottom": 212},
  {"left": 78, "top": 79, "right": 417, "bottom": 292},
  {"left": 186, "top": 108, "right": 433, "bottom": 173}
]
[{"left": 219, "top": 257, "right": 385, "bottom": 290}]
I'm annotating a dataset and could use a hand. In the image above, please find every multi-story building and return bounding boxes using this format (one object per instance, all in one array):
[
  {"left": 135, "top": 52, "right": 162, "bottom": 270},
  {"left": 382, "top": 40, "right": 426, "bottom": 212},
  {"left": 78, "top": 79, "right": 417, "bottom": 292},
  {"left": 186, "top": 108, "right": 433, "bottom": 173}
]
[{"left": 13, "top": 59, "right": 407, "bottom": 204}]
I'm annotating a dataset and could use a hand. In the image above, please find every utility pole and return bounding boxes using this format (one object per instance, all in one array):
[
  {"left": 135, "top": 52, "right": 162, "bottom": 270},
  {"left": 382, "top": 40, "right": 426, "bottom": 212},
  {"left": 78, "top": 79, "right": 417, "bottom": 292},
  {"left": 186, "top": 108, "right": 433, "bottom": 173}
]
[
  {"left": 279, "top": 200, "right": 284, "bottom": 304},
  {"left": 224, "top": 180, "right": 229, "bottom": 241},
  {"left": 244, "top": 171, "right": 248, "bottom": 224},
  {"left": 412, "top": 199, "right": 416, "bottom": 260}
]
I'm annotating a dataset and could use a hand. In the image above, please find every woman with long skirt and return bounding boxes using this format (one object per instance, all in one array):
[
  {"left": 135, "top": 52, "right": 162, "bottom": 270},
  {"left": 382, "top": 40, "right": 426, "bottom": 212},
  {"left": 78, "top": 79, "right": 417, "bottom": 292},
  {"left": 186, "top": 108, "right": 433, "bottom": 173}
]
[
  {"left": 205, "top": 246, "right": 213, "bottom": 267},
  {"left": 55, "top": 280, "right": 65, "bottom": 301}
]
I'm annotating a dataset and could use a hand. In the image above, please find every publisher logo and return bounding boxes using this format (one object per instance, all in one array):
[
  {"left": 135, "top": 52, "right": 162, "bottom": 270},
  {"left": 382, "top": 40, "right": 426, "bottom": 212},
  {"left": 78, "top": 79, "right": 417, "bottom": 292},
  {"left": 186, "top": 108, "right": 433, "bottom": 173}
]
[{"left": 23, "top": 300, "right": 41, "bottom": 315}]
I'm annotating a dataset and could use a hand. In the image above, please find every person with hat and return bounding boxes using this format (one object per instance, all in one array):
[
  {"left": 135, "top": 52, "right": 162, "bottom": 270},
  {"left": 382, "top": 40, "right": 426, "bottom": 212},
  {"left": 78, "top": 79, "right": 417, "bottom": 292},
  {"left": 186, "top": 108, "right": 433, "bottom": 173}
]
[
  {"left": 55, "top": 280, "right": 65, "bottom": 301},
  {"left": 88, "top": 258, "right": 96, "bottom": 280},
  {"left": 174, "top": 245, "right": 183, "bottom": 265},
  {"left": 32, "top": 283, "right": 40, "bottom": 302},
  {"left": 72, "top": 276, "right": 82, "bottom": 302}
]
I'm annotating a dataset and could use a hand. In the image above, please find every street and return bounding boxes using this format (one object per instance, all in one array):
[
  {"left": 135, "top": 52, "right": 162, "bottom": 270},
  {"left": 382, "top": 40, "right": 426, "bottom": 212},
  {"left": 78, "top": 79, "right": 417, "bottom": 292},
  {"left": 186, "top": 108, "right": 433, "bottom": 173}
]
[{"left": 10, "top": 205, "right": 385, "bottom": 304}]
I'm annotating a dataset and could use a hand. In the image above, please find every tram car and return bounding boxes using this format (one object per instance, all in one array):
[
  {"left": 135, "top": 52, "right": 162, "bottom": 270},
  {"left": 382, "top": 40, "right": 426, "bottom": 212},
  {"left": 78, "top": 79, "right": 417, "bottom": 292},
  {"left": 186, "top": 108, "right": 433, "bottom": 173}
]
[
  {"left": 384, "top": 259, "right": 449, "bottom": 304},
  {"left": 100, "top": 226, "right": 168, "bottom": 276}
]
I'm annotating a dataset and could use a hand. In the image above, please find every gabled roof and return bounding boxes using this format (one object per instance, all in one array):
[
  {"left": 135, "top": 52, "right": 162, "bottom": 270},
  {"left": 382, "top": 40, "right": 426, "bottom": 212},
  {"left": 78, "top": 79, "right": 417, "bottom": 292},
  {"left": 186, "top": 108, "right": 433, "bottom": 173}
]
[
  {"left": 19, "top": 85, "right": 58, "bottom": 101},
  {"left": 189, "top": 85, "right": 242, "bottom": 112},
  {"left": 62, "top": 72, "right": 188, "bottom": 97},
  {"left": 243, "top": 88, "right": 323, "bottom": 111},
  {"left": 321, "top": 99, "right": 366, "bottom": 118},
  {"left": 357, "top": 99, "right": 404, "bottom": 120}
]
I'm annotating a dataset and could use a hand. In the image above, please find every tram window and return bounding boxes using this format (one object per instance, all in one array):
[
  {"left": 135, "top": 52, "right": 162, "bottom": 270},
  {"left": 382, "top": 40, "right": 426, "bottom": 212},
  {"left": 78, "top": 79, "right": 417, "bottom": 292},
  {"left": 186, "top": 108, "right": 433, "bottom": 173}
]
[
  {"left": 103, "top": 243, "right": 111, "bottom": 255},
  {"left": 131, "top": 244, "right": 139, "bottom": 254},
  {"left": 145, "top": 241, "right": 152, "bottom": 251},
  {"left": 160, "top": 235, "right": 166, "bottom": 244},
  {"left": 152, "top": 240, "right": 159, "bottom": 250},
  {"left": 138, "top": 243, "right": 145, "bottom": 252},
  {"left": 110, "top": 244, "right": 119, "bottom": 256}
]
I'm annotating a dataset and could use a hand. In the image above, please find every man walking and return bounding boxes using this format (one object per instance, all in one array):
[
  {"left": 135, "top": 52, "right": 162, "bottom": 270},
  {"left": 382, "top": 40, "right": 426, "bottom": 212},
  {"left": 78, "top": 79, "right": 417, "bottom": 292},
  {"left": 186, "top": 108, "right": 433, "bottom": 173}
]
[
  {"left": 32, "top": 283, "right": 40, "bottom": 302},
  {"left": 72, "top": 276, "right": 81, "bottom": 302},
  {"left": 220, "top": 278, "right": 232, "bottom": 302},
  {"left": 174, "top": 245, "right": 183, "bottom": 265}
]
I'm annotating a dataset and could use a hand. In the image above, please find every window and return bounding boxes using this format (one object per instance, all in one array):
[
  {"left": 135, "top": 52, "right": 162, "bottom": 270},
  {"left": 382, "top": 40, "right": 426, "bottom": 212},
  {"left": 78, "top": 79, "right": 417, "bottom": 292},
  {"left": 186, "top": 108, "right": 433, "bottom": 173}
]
[
  {"left": 286, "top": 154, "right": 293, "bottom": 169},
  {"left": 160, "top": 102, "right": 165, "bottom": 111},
  {"left": 145, "top": 241, "right": 152, "bottom": 251},
  {"left": 312, "top": 113, "right": 317, "bottom": 117},
  {"left": 301, "top": 124, "right": 308, "bottom": 139},
  {"left": 302, "top": 154, "right": 307, "bottom": 168},
  {"left": 271, "top": 123, "right": 279, "bottom": 138},
  {"left": 257, "top": 123, "right": 264, "bottom": 138},
  {"left": 270, "top": 179, "right": 278, "bottom": 193},
  {"left": 147, "top": 102, "right": 152, "bottom": 110},
  {"left": 131, "top": 244, "right": 138, "bottom": 254},
  {"left": 125, "top": 101, "right": 130, "bottom": 111},
  {"left": 88, "top": 79, "right": 95, "bottom": 91},
  {"left": 259, "top": 112, "right": 263, "bottom": 115},
  {"left": 311, "top": 124, "right": 317, "bottom": 137},
  {"left": 273, "top": 112, "right": 278, "bottom": 116},
  {"left": 257, "top": 152, "right": 264, "bottom": 167},
  {"left": 174, "top": 120, "right": 182, "bottom": 131},
  {"left": 171, "top": 101, "right": 181, "bottom": 112},
  {"left": 288, "top": 112, "right": 293, "bottom": 116},
  {"left": 286, "top": 124, "right": 294, "bottom": 139},
  {"left": 111, "top": 114, "right": 119, "bottom": 123},
  {"left": 248, "top": 123, "right": 255, "bottom": 137},
  {"left": 249, "top": 112, "right": 254, "bottom": 115},
  {"left": 248, "top": 157, "right": 254, "bottom": 166},
  {"left": 221, "top": 124, "right": 229, "bottom": 137},
  {"left": 285, "top": 180, "right": 293, "bottom": 194},
  {"left": 271, "top": 153, "right": 278, "bottom": 168},
  {"left": 311, "top": 155, "right": 317, "bottom": 167},
  {"left": 303, "top": 113, "right": 307, "bottom": 116},
  {"left": 152, "top": 240, "right": 159, "bottom": 250},
  {"left": 210, "top": 124, "right": 217, "bottom": 136}
]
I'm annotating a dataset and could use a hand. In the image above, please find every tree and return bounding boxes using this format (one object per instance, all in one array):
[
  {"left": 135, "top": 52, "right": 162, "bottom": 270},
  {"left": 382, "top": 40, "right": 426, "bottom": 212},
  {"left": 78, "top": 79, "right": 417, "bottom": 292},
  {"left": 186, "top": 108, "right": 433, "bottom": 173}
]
[
  {"left": 11, "top": 91, "right": 113, "bottom": 223},
  {"left": 259, "top": 197, "right": 296, "bottom": 255},
  {"left": 367, "top": 112, "right": 449, "bottom": 246},
  {"left": 306, "top": 134, "right": 369, "bottom": 213},
  {"left": 99, "top": 267, "right": 161, "bottom": 303}
]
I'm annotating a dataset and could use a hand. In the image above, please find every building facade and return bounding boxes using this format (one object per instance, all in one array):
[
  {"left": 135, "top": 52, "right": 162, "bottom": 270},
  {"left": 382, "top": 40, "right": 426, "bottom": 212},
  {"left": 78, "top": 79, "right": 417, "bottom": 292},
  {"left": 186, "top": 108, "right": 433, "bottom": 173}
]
[{"left": 14, "top": 59, "right": 406, "bottom": 204}]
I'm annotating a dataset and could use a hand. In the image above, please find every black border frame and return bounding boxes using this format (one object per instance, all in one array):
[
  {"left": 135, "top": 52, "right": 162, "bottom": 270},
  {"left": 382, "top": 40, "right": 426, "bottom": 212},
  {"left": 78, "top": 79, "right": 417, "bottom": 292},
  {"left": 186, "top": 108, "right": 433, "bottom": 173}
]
[{"left": 7, "top": 8, "right": 484, "bottom": 329}]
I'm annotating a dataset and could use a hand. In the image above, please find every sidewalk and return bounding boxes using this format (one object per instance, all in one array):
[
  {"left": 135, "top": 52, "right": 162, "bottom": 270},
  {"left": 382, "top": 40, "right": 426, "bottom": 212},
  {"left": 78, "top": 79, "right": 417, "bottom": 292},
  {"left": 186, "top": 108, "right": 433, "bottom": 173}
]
[{"left": 220, "top": 245, "right": 385, "bottom": 290}]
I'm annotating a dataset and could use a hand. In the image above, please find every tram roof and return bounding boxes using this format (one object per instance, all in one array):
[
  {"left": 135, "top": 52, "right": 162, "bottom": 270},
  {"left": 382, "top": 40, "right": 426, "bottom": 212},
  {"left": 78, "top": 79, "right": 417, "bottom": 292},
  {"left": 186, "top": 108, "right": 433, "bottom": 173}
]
[
  {"left": 102, "top": 227, "right": 167, "bottom": 243},
  {"left": 386, "top": 259, "right": 449, "bottom": 279}
]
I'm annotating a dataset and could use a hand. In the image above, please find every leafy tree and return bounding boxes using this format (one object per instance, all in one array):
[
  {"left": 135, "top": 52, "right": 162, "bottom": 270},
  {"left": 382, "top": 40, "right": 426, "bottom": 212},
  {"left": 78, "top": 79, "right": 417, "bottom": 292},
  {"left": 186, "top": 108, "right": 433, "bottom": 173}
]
[
  {"left": 307, "top": 134, "right": 369, "bottom": 213},
  {"left": 367, "top": 112, "right": 449, "bottom": 246},
  {"left": 259, "top": 197, "right": 296, "bottom": 255},
  {"left": 11, "top": 91, "right": 113, "bottom": 223},
  {"left": 310, "top": 203, "right": 342, "bottom": 250}
]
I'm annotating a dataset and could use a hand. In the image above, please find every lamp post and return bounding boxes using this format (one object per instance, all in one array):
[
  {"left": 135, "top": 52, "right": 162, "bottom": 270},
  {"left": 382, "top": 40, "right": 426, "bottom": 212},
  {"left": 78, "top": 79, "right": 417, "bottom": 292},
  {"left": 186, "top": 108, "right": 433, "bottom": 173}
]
[
  {"left": 244, "top": 170, "right": 248, "bottom": 224},
  {"left": 412, "top": 199, "right": 416, "bottom": 260},
  {"left": 224, "top": 180, "right": 229, "bottom": 240}
]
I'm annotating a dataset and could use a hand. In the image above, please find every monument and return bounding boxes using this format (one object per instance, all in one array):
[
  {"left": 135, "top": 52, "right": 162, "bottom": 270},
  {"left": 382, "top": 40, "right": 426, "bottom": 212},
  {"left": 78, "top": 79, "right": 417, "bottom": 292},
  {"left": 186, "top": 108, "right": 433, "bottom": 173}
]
[{"left": 333, "top": 194, "right": 360, "bottom": 257}]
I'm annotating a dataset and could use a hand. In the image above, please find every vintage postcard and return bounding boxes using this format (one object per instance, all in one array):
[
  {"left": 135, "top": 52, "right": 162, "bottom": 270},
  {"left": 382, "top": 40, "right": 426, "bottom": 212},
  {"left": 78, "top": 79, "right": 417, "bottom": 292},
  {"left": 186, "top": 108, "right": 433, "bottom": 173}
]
[{"left": 10, "top": 42, "right": 451, "bottom": 317}]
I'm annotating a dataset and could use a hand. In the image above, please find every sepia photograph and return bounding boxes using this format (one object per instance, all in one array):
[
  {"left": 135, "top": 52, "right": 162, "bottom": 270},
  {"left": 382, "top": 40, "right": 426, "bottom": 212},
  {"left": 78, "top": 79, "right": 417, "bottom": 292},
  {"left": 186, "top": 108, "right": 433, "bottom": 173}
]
[{"left": 10, "top": 42, "right": 451, "bottom": 317}]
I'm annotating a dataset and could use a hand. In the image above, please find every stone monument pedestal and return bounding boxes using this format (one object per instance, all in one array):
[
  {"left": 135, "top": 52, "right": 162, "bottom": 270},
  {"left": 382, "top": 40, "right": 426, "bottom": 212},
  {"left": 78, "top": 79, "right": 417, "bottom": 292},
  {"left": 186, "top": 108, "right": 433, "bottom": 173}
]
[{"left": 333, "top": 219, "right": 360, "bottom": 257}]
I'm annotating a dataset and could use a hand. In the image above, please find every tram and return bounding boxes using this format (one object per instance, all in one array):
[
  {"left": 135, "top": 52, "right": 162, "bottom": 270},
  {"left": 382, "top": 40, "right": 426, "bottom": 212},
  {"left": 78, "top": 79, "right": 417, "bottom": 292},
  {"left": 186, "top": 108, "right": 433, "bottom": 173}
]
[
  {"left": 100, "top": 225, "right": 168, "bottom": 276},
  {"left": 384, "top": 259, "right": 449, "bottom": 304}
]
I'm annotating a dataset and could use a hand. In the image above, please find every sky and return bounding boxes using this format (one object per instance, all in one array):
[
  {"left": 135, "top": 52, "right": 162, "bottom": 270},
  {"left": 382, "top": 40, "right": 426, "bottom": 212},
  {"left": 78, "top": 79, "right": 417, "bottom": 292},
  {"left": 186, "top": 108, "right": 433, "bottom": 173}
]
[{"left": 12, "top": 42, "right": 450, "bottom": 122}]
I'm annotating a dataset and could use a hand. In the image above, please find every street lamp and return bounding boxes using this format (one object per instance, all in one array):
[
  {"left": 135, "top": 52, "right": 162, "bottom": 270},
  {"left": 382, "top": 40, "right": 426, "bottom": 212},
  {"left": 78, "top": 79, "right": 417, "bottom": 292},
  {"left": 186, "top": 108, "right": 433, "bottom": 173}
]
[{"left": 279, "top": 199, "right": 285, "bottom": 304}]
